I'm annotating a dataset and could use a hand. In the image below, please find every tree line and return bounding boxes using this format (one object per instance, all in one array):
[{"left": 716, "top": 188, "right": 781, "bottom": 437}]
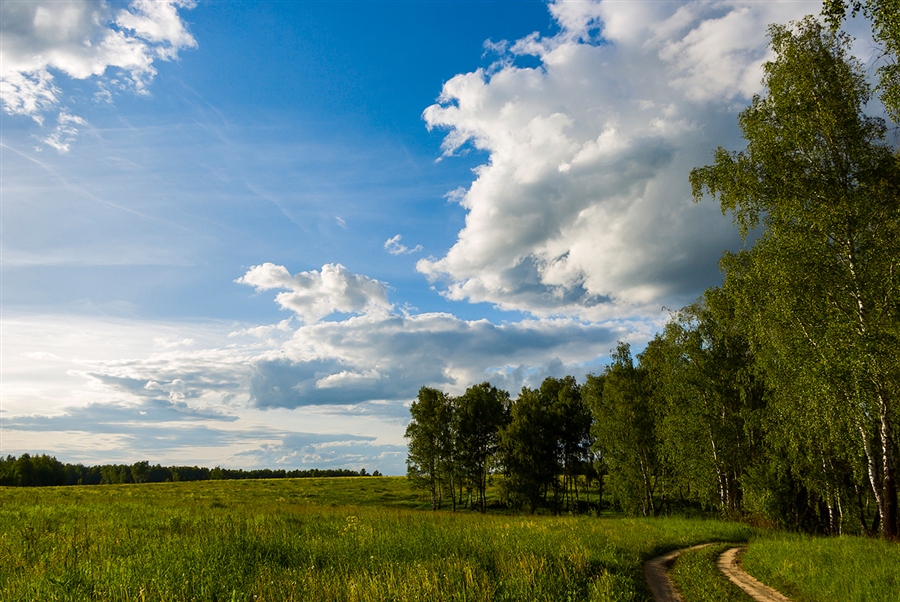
[
  {"left": 408, "top": 11, "right": 900, "bottom": 538},
  {"left": 0, "top": 454, "right": 380, "bottom": 487}
]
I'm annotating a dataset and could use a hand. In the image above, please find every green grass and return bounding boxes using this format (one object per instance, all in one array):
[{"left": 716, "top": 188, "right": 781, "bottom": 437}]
[
  {"left": 7, "top": 477, "right": 896, "bottom": 602},
  {"left": 667, "top": 543, "right": 752, "bottom": 602},
  {"left": 0, "top": 477, "right": 751, "bottom": 602},
  {"left": 742, "top": 533, "right": 900, "bottom": 602}
]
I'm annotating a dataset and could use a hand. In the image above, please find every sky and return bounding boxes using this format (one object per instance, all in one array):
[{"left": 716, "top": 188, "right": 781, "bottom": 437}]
[{"left": 0, "top": 0, "right": 880, "bottom": 475}]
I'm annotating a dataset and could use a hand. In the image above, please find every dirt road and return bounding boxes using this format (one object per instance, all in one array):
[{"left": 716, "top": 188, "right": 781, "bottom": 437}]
[
  {"left": 716, "top": 547, "right": 791, "bottom": 602},
  {"left": 643, "top": 544, "right": 712, "bottom": 602},
  {"left": 645, "top": 544, "right": 792, "bottom": 602}
]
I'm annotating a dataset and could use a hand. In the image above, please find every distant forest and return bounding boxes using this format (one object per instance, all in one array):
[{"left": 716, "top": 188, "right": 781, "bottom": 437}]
[
  {"left": 0, "top": 454, "right": 380, "bottom": 487},
  {"left": 407, "top": 16, "right": 900, "bottom": 539}
]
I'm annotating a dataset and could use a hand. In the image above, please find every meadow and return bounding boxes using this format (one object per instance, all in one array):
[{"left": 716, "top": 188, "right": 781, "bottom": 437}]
[{"left": 1, "top": 477, "right": 897, "bottom": 602}]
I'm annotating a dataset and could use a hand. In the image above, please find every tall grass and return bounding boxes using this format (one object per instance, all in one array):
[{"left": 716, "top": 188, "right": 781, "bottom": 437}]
[
  {"left": 0, "top": 477, "right": 751, "bottom": 602},
  {"left": 742, "top": 533, "right": 900, "bottom": 602},
  {"left": 667, "top": 543, "right": 752, "bottom": 602}
]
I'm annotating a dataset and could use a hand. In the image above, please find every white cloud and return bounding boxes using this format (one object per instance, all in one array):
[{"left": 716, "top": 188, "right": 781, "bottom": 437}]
[
  {"left": 229, "top": 263, "right": 627, "bottom": 408},
  {"left": 246, "top": 310, "right": 623, "bottom": 409},
  {"left": 384, "top": 234, "right": 423, "bottom": 256},
  {"left": 41, "top": 111, "right": 87, "bottom": 153},
  {"left": 3, "top": 265, "right": 634, "bottom": 419},
  {"left": 153, "top": 337, "right": 196, "bottom": 349},
  {"left": 236, "top": 263, "right": 393, "bottom": 324},
  {"left": 417, "top": 0, "right": 830, "bottom": 320},
  {"left": 0, "top": 0, "right": 196, "bottom": 150},
  {"left": 0, "top": 257, "right": 649, "bottom": 470}
]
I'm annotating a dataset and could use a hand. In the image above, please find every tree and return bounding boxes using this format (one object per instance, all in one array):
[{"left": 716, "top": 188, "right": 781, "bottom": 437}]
[
  {"left": 691, "top": 17, "right": 900, "bottom": 536},
  {"left": 131, "top": 460, "right": 150, "bottom": 484},
  {"left": 500, "top": 386, "right": 561, "bottom": 512},
  {"left": 648, "top": 288, "right": 765, "bottom": 516},
  {"left": 823, "top": 0, "right": 900, "bottom": 119},
  {"left": 405, "top": 387, "right": 454, "bottom": 510},
  {"left": 544, "top": 376, "right": 592, "bottom": 510},
  {"left": 455, "top": 382, "right": 509, "bottom": 512},
  {"left": 500, "top": 376, "right": 593, "bottom": 513},
  {"left": 587, "top": 343, "right": 664, "bottom": 516}
]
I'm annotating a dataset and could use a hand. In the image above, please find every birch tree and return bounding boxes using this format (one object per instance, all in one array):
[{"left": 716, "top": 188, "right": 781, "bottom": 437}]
[{"left": 691, "top": 17, "right": 900, "bottom": 536}]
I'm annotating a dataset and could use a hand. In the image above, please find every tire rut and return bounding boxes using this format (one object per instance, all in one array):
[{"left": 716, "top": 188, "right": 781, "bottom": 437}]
[
  {"left": 644, "top": 544, "right": 792, "bottom": 602},
  {"left": 643, "top": 543, "right": 713, "bottom": 602},
  {"left": 716, "top": 547, "right": 791, "bottom": 602}
]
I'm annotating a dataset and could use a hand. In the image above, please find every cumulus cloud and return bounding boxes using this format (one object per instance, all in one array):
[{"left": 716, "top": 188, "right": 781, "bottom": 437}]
[
  {"left": 2, "top": 260, "right": 640, "bottom": 470},
  {"left": 417, "top": 0, "right": 828, "bottom": 320},
  {"left": 39, "top": 310, "right": 619, "bottom": 412},
  {"left": 236, "top": 263, "right": 393, "bottom": 324},
  {"left": 0, "top": 0, "right": 196, "bottom": 149},
  {"left": 6, "top": 264, "right": 630, "bottom": 420},
  {"left": 384, "top": 234, "right": 423, "bottom": 256},
  {"left": 247, "top": 311, "right": 621, "bottom": 409}
]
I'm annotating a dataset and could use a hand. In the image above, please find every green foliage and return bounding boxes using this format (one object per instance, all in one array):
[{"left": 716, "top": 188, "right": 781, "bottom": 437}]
[
  {"left": 500, "top": 386, "right": 560, "bottom": 512},
  {"left": 587, "top": 343, "right": 664, "bottom": 516},
  {"left": 648, "top": 290, "right": 765, "bottom": 516},
  {"left": 823, "top": 0, "right": 900, "bottom": 120},
  {"left": 499, "top": 376, "right": 593, "bottom": 513},
  {"left": 547, "top": 376, "right": 594, "bottom": 510},
  {"left": 0, "top": 454, "right": 67, "bottom": 487},
  {"left": 405, "top": 387, "right": 455, "bottom": 509},
  {"left": 455, "top": 382, "right": 510, "bottom": 512},
  {"left": 0, "top": 455, "right": 378, "bottom": 488},
  {"left": 691, "top": 16, "right": 900, "bottom": 537}
]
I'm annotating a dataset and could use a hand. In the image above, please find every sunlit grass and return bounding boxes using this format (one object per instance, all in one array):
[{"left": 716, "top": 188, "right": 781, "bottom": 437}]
[
  {"left": 0, "top": 477, "right": 752, "bottom": 602},
  {"left": 667, "top": 543, "right": 752, "bottom": 602},
  {"left": 742, "top": 533, "right": 900, "bottom": 602}
]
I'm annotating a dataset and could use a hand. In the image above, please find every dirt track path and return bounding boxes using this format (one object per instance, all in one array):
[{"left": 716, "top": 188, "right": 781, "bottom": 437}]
[
  {"left": 717, "top": 547, "right": 791, "bottom": 602},
  {"left": 643, "top": 544, "right": 712, "bottom": 602},
  {"left": 644, "top": 544, "right": 792, "bottom": 602}
]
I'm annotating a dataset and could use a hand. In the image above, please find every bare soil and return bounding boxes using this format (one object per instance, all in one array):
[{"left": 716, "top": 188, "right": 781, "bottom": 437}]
[{"left": 716, "top": 547, "right": 791, "bottom": 602}]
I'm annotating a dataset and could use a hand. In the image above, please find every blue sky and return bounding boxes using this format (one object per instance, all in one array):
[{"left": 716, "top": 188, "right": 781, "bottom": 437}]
[{"left": 1, "top": 0, "right": 873, "bottom": 474}]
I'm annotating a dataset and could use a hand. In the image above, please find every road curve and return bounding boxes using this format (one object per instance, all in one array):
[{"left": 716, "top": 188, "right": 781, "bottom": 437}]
[
  {"left": 644, "top": 544, "right": 792, "bottom": 602},
  {"left": 643, "top": 543, "right": 713, "bottom": 602},
  {"left": 717, "top": 547, "right": 791, "bottom": 602}
]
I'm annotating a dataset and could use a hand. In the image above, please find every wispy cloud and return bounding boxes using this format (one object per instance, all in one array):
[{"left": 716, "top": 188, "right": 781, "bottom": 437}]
[
  {"left": 384, "top": 234, "right": 423, "bottom": 256},
  {"left": 41, "top": 111, "right": 87, "bottom": 154},
  {"left": 2, "top": 400, "right": 404, "bottom": 471}
]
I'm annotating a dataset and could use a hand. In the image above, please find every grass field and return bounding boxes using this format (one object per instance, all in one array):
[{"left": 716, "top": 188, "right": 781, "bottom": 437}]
[
  {"left": 2, "top": 477, "right": 897, "bottom": 602},
  {"left": 741, "top": 533, "right": 900, "bottom": 602},
  {"left": 1, "top": 477, "right": 752, "bottom": 602}
]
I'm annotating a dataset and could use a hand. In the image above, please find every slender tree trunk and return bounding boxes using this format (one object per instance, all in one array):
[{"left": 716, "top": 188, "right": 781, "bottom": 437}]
[
  {"left": 848, "top": 251, "right": 897, "bottom": 537},
  {"left": 837, "top": 490, "right": 843, "bottom": 536},
  {"left": 574, "top": 468, "right": 580, "bottom": 508},
  {"left": 710, "top": 434, "right": 727, "bottom": 513},
  {"left": 879, "top": 400, "right": 897, "bottom": 537},
  {"left": 861, "top": 425, "right": 886, "bottom": 529}
]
